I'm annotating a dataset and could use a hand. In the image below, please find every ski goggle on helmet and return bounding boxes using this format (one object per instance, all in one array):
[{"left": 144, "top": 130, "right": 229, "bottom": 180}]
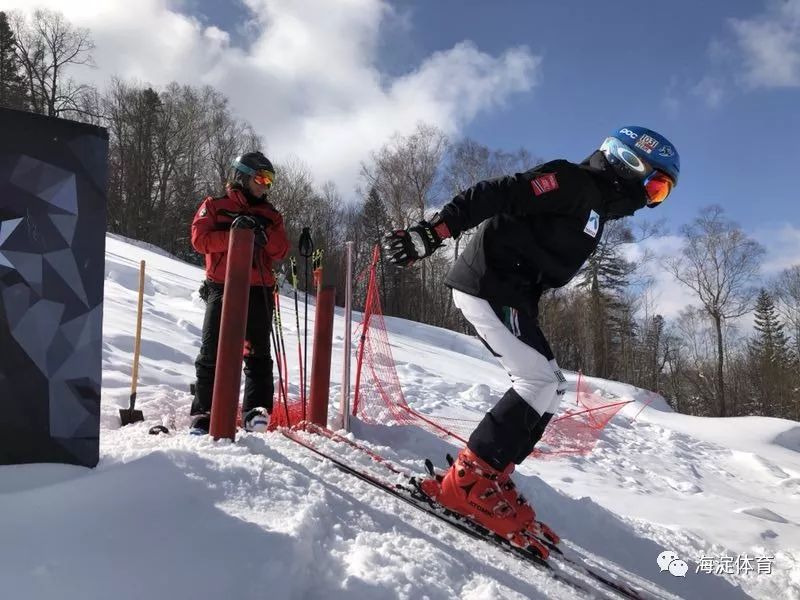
[
  {"left": 232, "top": 153, "right": 275, "bottom": 188},
  {"left": 600, "top": 126, "right": 680, "bottom": 208}
]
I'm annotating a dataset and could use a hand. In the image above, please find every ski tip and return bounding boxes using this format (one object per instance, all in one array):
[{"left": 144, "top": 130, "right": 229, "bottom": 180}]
[
  {"left": 424, "top": 458, "right": 435, "bottom": 476},
  {"left": 445, "top": 453, "right": 454, "bottom": 466}
]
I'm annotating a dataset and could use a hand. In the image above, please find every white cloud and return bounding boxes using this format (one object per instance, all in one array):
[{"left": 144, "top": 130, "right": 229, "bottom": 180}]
[
  {"left": 623, "top": 235, "right": 702, "bottom": 320},
  {"left": 676, "top": 1, "right": 800, "bottom": 109},
  {"left": 691, "top": 76, "right": 725, "bottom": 108},
  {"left": 661, "top": 77, "right": 682, "bottom": 117},
  {"left": 753, "top": 223, "right": 800, "bottom": 274},
  {"left": 6, "top": 0, "right": 541, "bottom": 197},
  {"left": 621, "top": 224, "right": 800, "bottom": 322},
  {"left": 729, "top": 0, "right": 800, "bottom": 88}
]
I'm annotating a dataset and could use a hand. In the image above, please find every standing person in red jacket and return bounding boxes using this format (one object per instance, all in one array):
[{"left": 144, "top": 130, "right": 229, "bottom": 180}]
[{"left": 190, "top": 151, "right": 289, "bottom": 434}]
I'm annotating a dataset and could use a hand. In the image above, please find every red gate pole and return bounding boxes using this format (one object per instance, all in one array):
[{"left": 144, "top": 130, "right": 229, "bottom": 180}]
[
  {"left": 209, "top": 223, "right": 254, "bottom": 441},
  {"left": 308, "top": 285, "right": 336, "bottom": 427}
]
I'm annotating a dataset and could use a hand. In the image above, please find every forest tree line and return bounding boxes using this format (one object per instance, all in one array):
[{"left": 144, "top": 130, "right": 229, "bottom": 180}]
[{"left": 2, "top": 9, "right": 798, "bottom": 421}]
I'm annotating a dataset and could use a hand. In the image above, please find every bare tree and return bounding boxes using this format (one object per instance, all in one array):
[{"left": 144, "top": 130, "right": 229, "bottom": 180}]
[
  {"left": 362, "top": 123, "right": 448, "bottom": 227},
  {"left": 203, "top": 88, "right": 261, "bottom": 188},
  {"left": 441, "top": 139, "right": 540, "bottom": 259},
  {"left": 774, "top": 265, "right": 800, "bottom": 362},
  {"left": 270, "top": 156, "right": 316, "bottom": 239},
  {"left": 489, "top": 146, "right": 538, "bottom": 175},
  {"left": 441, "top": 138, "right": 492, "bottom": 262},
  {"left": 10, "top": 9, "right": 95, "bottom": 118},
  {"left": 666, "top": 205, "right": 764, "bottom": 416},
  {"left": 360, "top": 123, "right": 448, "bottom": 321}
]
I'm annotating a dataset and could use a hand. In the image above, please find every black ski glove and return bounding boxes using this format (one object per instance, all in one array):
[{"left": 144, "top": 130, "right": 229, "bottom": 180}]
[
  {"left": 383, "top": 216, "right": 450, "bottom": 267},
  {"left": 250, "top": 214, "right": 273, "bottom": 230},
  {"left": 231, "top": 215, "right": 267, "bottom": 249}
]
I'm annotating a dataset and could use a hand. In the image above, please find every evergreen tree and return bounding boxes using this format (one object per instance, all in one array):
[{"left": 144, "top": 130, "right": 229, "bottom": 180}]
[
  {"left": 359, "top": 187, "right": 391, "bottom": 249},
  {"left": 359, "top": 187, "right": 393, "bottom": 313},
  {"left": 0, "top": 12, "right": 28, "bottom": 110},
  {"left": 752, "top": 289, "right": 791, "bottom": 364},
  {"left": 749, "top": 289, "right": 792, "bottom": 416},
  {"left": 576, "top": 220, "right": 637, "bottom": 378}
]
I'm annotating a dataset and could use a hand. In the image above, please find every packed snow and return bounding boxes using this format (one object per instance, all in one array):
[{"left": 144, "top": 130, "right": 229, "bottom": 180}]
[{"left": 1, "top": 234, "right": 798, "bottom": 599}]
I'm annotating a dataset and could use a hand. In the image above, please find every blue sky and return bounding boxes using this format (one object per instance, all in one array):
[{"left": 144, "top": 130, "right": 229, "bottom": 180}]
[
  {"left": 177, "top": 0, "right": 799, "bottom": 233},
  {"left": 9, "top": 0, "right": 799, "bottom": 290},
  {"left": 385, "top": 1, "right": 798, "bottom": 232}
]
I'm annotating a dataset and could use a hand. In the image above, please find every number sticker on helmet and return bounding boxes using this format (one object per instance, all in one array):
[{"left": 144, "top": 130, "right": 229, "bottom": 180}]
[{"left": 635, "top": 134, "right": 659, "bottom": 154}]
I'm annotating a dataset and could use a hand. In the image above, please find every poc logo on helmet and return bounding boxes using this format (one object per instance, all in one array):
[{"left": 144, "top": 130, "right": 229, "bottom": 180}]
[{"left": 619, "top": 128, "right": 638, "bottom": 139}]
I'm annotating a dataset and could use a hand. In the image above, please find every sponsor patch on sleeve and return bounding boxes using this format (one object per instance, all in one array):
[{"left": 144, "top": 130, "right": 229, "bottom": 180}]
[{"left": 530, "top": 173, "right": 559, "bottom": 196}]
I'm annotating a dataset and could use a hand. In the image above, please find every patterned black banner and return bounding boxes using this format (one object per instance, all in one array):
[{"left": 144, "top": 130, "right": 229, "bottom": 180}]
[{"left": 0, "top": 108, "right": 108, "bottom": 468}]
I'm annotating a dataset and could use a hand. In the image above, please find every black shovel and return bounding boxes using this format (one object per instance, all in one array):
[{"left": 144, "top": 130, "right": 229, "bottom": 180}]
[{"left": 120, "top": 260, "right": 146, "bottom": 426}]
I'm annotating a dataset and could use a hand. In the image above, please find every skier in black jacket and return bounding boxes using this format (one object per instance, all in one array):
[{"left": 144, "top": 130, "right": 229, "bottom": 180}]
[{"left": 383, "top": 126, "right": 680, "bottom": 556}]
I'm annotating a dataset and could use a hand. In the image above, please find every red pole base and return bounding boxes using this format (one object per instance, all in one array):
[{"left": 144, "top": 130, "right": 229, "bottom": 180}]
[
  {"left": 209, "top": 227, "right": 254, "bottom": 440},
  {"left": 309, "top": 285, "right": 336, "bottom": 427}
]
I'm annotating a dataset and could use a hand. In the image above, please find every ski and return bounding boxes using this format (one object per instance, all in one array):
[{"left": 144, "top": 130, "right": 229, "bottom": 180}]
[
  {"left": 279, "top": 428, "right": 650, "bottom": 600},
  {"left": 289, "top": 426, "right": 662, "bottom": 598}
]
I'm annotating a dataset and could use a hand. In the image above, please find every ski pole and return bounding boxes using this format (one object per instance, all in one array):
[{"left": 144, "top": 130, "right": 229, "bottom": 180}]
[
  {"left": 290, "top": 257, "right": 305, "bottom": 411},
  {"left": 272, "top": 273, "right": 290, "bottom": 402},
  {"left": 257, "top": 256, "right": 290, "bottom": 425},
  {"left": 270, "top": 306, "right": 290, "bottom": 425},
  {"left": 298, "top": 227, "right": 314, "bottom": 423}
]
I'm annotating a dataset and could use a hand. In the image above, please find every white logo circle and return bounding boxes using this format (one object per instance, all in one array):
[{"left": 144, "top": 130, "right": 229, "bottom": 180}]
[{"left": 616, "top": 147, "right": 647, "bottom": 174}]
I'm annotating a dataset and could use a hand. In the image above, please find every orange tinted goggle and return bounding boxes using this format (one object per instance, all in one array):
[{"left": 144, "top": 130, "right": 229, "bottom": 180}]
[
  {"left": 643, "top": 171, "right": 674, "bottom": 207},
  {"left": 253, "top": 170, "right": 274, "bottom": 187}
]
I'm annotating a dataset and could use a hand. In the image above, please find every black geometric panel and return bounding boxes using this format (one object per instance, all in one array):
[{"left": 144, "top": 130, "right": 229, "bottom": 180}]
[{"left": 0, "top": 108, "right": 108, "bottom": 468}]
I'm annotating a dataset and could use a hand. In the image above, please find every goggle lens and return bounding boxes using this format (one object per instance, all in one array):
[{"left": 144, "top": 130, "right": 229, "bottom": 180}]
[
  {"left": 253, "top": 170, "right": 274, "bottom": 187},
  {"left": 644, "top": 171, "right": 673, "bottom": 207}
]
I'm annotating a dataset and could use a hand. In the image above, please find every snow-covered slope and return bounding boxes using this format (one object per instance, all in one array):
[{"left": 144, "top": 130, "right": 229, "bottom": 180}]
[{"left": 1, "top": 234, "right": 798, "bottom": 600}]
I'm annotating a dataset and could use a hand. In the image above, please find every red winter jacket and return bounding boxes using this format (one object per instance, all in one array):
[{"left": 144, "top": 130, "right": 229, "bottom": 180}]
[{"left": 191, "top": 187, "right": 289, "bottom": 286}]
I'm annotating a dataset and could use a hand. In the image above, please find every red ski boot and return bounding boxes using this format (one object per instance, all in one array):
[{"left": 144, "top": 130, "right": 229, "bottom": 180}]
[{"left": 420, "top": 448, "right": 550, "bottom": 559}]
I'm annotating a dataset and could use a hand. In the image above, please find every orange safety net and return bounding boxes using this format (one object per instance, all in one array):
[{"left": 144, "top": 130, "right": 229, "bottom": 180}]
[{"left": 351, "top": 245, "right": 630, "bottom": 458}]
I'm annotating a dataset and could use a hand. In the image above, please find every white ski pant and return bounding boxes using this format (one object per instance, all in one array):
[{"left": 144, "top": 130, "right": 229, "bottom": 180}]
[{"left": 452, "top": 289, "right": 566, "bottom": 416}]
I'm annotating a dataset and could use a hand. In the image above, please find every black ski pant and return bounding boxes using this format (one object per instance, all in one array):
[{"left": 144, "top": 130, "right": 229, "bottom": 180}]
[
  {"left": 192, "top": 281, "right": 275, "bottom": 416},
  {"left": 452, "top": 289, "right": 566, "bottom": 470}
]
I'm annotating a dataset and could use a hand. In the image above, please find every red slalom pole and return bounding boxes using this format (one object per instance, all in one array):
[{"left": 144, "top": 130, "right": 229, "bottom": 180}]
[
  {"left": 209, "top": 223, "right": 254, "bottom": 441},
  {"left": 308, "top": 285, "right": 336, "bottom": 427}
]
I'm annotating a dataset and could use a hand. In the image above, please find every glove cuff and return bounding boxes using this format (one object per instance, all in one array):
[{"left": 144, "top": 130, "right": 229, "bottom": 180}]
[{"left": 430, "top": 213, "right": 451, "bottom": 240}]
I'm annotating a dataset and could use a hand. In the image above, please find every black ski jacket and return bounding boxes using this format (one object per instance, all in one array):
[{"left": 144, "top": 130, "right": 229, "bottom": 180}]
[{"left": 438, "top": 152, "right": 647, "bottom": 315}]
